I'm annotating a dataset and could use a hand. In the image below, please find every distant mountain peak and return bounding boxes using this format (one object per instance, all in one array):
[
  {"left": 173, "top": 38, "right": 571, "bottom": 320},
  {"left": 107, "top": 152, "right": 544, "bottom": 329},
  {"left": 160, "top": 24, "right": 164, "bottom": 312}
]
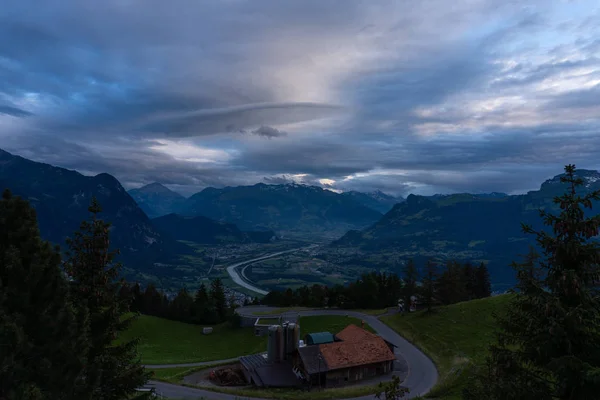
[
  {"left": 134, "top": 182, "right": 176, "bottom": 194},
  {"left": 128, "top": 182, "right": 186, "bottom": 218},
  {"left": 540, "top": 168, "right": 600, "bottom": 191}
]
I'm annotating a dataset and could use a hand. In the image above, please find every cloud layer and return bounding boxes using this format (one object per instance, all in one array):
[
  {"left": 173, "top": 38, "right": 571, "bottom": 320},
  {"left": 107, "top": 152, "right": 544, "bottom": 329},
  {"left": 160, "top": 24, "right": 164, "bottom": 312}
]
[{"left": 1, "top": 0, "right": 599, "bottom": 197}]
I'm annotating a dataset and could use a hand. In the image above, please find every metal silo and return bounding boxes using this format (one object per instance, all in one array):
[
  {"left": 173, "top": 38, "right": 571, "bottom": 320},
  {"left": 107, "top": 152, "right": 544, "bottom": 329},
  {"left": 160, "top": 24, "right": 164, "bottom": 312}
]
[
  {"left": 281, "top": 322, "right": 289, "bottom": 358},
  {"left": 267, "top": 325, "right": 278, "bottom": 363},
  {"left": 276, "top": 325, "right": 284, "bottom": 362},
  {"left": 292, "top": 323, "right": 300, "bottom": 353}
]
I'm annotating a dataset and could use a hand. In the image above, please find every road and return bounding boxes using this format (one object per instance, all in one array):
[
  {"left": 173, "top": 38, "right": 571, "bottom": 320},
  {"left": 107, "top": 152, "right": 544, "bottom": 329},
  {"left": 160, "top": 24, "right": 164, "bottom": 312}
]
[
  {"left": 225, "top": 245, "right": 316, "bottom": 295},
  {"left": 144, "top": 306, "right": 439, "bottom": 399}
]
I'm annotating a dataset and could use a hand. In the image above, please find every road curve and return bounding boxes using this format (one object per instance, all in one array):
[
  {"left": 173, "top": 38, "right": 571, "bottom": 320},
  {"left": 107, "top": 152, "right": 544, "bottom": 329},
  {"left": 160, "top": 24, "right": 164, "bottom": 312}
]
[
  {"left": 145, "top": 306, "right": 439, "bottom": 399},
  {"left": 226, "top": 246, "right": 315, "bottom": 295}
]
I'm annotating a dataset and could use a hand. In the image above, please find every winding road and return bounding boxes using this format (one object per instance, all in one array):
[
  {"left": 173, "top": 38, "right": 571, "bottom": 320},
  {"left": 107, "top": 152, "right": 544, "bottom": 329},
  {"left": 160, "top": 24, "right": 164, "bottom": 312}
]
[
  {"left": 226, "top": 245, "right": 316, "bottom": 295},
  {"left": 144, "top": 306, "right": 439, "bottom": 399}
]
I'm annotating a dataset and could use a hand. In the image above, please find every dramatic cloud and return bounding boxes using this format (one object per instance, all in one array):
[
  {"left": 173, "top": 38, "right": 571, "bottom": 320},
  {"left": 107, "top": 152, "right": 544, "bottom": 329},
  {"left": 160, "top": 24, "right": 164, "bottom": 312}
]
[{"left": 1, "top": 0, "right": 599, "bottom": 197}]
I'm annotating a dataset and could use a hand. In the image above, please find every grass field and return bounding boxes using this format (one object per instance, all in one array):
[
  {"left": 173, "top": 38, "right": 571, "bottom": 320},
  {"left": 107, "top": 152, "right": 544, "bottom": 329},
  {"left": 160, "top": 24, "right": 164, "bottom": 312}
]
[
  {"left": 119, "top": 316, "right": 266, "bottom": 365},
  {"left": 381, "top": 294, "right": 513, "bottom": 400},
  {"left": 123, "top": 314, "right": 372, "bottom": 365}
]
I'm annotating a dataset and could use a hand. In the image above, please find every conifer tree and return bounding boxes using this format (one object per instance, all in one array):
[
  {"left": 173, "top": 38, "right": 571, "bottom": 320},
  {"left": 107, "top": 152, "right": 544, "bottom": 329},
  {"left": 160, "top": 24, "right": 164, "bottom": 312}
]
[
  {"left": 420, "top": 260, "right": 438, "bottom": 313},
  {"left": 0, "top": 190, "right": 88, "bottom": 400},
  {"left": 169, "top": 288, "right": 194, "bottom": 322},
  {"left": 462, "top": 262, "right": 477, "bottom": 300},
  {"left": 192, "top": 284, "right": 209, "bottom": 323},
  {"left": 474, "top": 262, "right": 492, "bottom": 298},
  {"left": 465, "top": 165, "right": 600, "bottom": 400},
  {"left": 64, "top": 198, "right": 151, "bottom": 400},
  {"left": 210, "top": 278, "right": 227, "bottom": 322},
  {"left": 401, "top": 259, "right": 419, "bottom": 312}
]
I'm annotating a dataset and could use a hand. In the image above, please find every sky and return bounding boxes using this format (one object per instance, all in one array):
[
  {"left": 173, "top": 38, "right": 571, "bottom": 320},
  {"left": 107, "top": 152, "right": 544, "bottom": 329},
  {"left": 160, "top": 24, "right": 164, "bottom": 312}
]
[{"left": 1, "top": 0, "right": 599, "bottom": 197}]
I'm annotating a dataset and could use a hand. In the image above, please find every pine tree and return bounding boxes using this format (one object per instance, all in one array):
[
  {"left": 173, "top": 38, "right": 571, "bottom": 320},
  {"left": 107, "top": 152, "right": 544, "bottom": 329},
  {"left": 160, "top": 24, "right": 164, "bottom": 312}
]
[
  {"left": 192, "top": 284, "right": 209, "bottom": 323},
  {"left": 462, "top": 262, "right": 477, "bottom": 300},
  {"left": 466, "top": 165, "right": 600, "bottom": 400},
  {"left": 169, "top": 288, "right": 194, "bottom": 323},
  {"left": 210, "top": 278, "right": 227, "bottom": 322},
  {"left": 64, "top": 198, "right": 151, "bottom": 400},
  {"left": 474, "top": 262, "right": 492, "bottom": 298},
  {"left": 420, "top": 260, "right": 438, "bottom": 313},
  {"left": 0, "top": 190, "right": 88, "bottom": 400},
  {"left": 131, "top": 283, "right": 142, "bottom": 313},
  {"left": 436, "top": 260, "right": 467, "bottom": 305},
  {"left": 401, "top": 259, "right": 419, "bottom": 312}
]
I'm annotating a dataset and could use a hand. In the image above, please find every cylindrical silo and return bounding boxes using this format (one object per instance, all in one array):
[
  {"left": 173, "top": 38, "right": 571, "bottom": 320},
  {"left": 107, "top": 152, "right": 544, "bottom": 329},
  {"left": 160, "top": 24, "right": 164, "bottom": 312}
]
[
  {"left": 276, "top": 325, "right": 284, "bottom": 362},
  {"left": 267, "top": 325, "right": 278, "bottom": 363},
  {"left": 292, "top": 323, "right": 300, "bottom": 353}
]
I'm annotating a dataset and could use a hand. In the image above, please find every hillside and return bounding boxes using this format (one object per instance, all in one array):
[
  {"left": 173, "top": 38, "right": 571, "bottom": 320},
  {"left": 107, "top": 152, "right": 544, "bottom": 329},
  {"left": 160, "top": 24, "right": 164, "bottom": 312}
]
[
  {"left": 128, "top": 182, "right": 187, "bottom": 218},
  {"left": 332, "top": 169, "right": 600, "bottom": 287},
  {"left": 340, "top": 190, "right": 404, "bottom": 214},
  {"left": 0, "top": 149, "right": 191, "bottom": 271},
  {"left": 178, "top": 183, "right": 383, "bottom": 238},
  {"left": 381, "top": 294, "right": 513, "bottom": 399},
  {"left": 152, "top": 213, "right": 276, "bottom": 244}
]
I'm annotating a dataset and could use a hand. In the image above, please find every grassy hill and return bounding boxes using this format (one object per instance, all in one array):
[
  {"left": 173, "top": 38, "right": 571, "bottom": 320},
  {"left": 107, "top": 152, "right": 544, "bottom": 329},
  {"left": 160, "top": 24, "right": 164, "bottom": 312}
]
[
  {"left": 381, "top": 294, "right": 513, "bottom": 400},
  {"left": 120, "top": 314, "right": 372, "bottom": 365}
]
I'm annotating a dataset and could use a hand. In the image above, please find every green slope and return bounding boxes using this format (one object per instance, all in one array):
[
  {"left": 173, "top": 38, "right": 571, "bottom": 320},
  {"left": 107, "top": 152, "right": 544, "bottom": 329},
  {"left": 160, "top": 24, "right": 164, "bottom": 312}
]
[
  {"left": 381, "top": 294, "right": 513, "bottom": 399},
  {"left": 120, "top": 314, "right": 372, "bottom": 365}
]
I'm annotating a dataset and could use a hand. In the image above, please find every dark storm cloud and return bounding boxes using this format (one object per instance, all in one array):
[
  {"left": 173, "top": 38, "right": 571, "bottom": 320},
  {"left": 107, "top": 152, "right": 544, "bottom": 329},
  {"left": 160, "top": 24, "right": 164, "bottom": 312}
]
[
  {"left": 0, "top": 105, "right": 33, "bottom": 118},
  {"left": 250, "top": 126, "right": 287, "bottom": 138},
  {"left": 1, "top": 0, "right": 599, "bottom": 196}
]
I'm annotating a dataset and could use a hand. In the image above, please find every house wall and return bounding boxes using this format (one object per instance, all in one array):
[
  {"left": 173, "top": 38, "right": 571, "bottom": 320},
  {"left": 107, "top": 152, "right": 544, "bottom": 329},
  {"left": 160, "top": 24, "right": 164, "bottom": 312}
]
[{"left": 322, "top": 361, "right": 393, "bottom": 388}]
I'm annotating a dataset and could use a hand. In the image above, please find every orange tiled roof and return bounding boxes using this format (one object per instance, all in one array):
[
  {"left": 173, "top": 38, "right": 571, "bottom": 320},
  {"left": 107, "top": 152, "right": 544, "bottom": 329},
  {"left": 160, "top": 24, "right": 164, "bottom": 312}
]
[
  {"left": 319, "top": 338, "right": 396, "bottom": 371},
  {"left": 335, "top": 324, "right": 379, "bottom": 343}
]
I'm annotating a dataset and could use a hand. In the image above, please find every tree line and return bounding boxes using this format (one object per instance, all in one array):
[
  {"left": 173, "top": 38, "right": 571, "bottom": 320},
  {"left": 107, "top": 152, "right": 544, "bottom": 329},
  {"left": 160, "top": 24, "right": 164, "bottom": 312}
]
[
  {"left": 261, "top": 259, "right": 492, "bottom": 311},
  {"left": 118, "top": 278, "right": 251, "bottom": 326},
  {"left": 0, "top": 190, "right": 150, "bottom": 400}
]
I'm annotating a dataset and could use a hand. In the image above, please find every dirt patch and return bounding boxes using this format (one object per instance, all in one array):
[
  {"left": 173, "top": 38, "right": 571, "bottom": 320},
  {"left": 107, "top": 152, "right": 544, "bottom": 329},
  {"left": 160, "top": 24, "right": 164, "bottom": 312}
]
[{"left": 183, "top": 363, "right": 250, "bottom": 388}]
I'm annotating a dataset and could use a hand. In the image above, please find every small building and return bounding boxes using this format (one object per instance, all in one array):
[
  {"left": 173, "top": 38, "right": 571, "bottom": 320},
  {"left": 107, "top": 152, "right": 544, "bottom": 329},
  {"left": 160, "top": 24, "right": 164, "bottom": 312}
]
[
  {"left": 304, "top": 332, "right": 335, "bottom": 346},
  {"left": 294, "top": 324, "right": 396, "bottom": 388},
  {"left": 240, "top": 323, "right": 397, "bottom": 390}
]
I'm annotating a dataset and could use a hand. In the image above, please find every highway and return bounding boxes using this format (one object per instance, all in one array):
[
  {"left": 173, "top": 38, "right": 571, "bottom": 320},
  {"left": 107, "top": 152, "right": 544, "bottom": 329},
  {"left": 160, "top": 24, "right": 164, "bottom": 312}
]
[
  {"left": 225, "top": 245, "right": 316, "bottom": 295},
  {"left": 144, "top": 306, "right": 439, "bottom": 399}
]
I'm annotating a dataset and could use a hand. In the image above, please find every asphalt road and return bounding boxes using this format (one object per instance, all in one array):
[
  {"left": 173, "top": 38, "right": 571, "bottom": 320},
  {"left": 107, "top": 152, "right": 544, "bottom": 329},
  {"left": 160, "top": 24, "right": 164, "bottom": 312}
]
[
  {"left": 225, "top": 246, "right": 314, "bottom": 295},
  {"left": 144, "top": 306, "right": 439, "bottom": 399}
]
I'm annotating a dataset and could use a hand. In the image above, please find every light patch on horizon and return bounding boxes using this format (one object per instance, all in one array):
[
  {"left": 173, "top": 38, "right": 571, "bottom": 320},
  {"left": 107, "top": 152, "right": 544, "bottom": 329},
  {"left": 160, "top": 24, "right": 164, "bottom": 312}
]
[{"left": 147, "top": 139, "right": 233, "bottom": 164}]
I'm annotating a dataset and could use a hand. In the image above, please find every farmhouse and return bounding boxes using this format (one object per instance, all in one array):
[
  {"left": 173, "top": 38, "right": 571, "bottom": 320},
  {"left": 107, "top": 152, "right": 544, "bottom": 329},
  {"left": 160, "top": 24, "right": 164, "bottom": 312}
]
[
  {"left": 239, "top": 322, "right": 397, "bottom": 389},
  {"left": 294, "top": 324, "right": 396, "bottom": 388}
]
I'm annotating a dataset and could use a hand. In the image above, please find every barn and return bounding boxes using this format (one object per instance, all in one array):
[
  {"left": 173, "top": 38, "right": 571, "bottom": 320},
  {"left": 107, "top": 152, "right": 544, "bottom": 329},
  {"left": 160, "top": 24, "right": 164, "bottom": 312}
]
[{"left": 293, "top": 324, "right": 396, "bottom": 388}]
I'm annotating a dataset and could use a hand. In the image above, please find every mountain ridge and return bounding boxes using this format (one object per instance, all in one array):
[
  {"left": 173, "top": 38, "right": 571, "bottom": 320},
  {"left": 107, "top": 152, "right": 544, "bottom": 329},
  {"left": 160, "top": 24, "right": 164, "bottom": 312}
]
[
  {"left": 0, "top": 149, "right": 191, "bottom": 271},
  {"left": 177, "top": 182, "right": 384, "bottom": 238},
  {"left": 331, "top": 168, "right": 600, "bottom": 287},
  {"left": 128, "top": 182, "right": 187, "bottom": 218}
]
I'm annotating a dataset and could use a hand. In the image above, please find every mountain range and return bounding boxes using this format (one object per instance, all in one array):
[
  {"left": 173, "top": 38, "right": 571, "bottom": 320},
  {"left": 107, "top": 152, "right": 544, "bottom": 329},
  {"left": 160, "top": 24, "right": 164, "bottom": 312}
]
[
  {"left": 129, "top": 182, "right": 389, "bottom": 239},
  {"left": 332, "top": 169, "right": 600, "bottom": 288},
  {"left": 0, "top": 149, "right": 187, "bottom": 271},
  {"left": 4, "top": 147, "right": 599, "bottom": 290},
  {"left": 0, "top": 150, "right": 285, "bottom": 276}
]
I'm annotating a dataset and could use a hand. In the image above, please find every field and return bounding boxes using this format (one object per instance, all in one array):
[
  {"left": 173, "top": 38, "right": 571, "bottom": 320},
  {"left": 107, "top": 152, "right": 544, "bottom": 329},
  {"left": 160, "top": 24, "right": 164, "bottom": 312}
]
[
  {"left": 381, "top": 294, "right": 513, "bottom": 399},
  {"left": 118, "top": 315, "right": 266, "bottom": 364},
  {"left": 244, "top": 254, "right": 364, "bottom": 291},
  {"left": 122, "top": 314, "right": 372, "bottom": 365}
]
